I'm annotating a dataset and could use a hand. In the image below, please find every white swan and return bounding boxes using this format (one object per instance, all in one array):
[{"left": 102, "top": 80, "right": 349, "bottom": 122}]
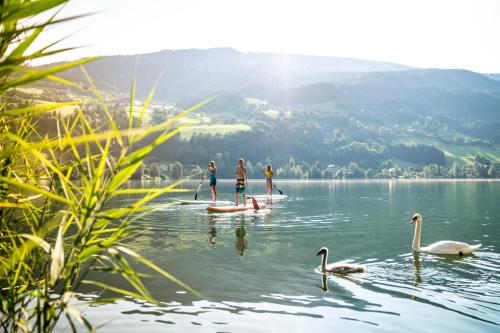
[
  {"left": 316, "top": 247, "right": 365, "bottom": 274},
  {"left": 411, "top": 213, "right": 481, "bottom": 255}
]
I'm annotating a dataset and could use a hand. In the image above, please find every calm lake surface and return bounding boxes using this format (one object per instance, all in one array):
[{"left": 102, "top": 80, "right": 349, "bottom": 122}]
[{"left": 75, "top": 180, "right": 500, "bottom": 332}]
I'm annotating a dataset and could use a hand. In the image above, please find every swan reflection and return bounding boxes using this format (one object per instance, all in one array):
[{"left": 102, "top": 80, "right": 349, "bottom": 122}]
[
  {"left": 413, "top": 252, "right": 422, "bottom": 286},
  {"left": 320, "top": 273, "right": 329, "bottom": 291}
]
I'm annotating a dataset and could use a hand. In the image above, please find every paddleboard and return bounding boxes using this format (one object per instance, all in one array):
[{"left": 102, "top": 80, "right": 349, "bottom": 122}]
[
  {"left": 174, "top": 199, "right": 234, "bottom": 205},
  {"left": 206, "top": 202, "right": 266, "bottom": 213},
  {"left": 251, "top": 194, "right": 288, "bottom": 201}
]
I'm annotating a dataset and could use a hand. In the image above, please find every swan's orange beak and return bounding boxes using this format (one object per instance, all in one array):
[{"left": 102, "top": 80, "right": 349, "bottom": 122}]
[
  {"left": 410, "top": 216, "right": 417, "bottom": 224},
  {"left": 316, "top": 250, "right": 323, "bottom": 256}
]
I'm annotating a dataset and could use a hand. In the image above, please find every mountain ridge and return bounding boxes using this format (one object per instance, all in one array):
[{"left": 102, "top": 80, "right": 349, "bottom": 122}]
[
  {"left": 38, "top": 47, "right": 412, "bottom": 101},
  {"left": 26, "top": 47, "right": 500, "bottom": 176}
]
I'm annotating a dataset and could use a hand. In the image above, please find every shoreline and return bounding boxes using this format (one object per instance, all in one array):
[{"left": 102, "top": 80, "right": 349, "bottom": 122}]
[{"left": 130, "top": 178, "right": 500, "bottom": 183}]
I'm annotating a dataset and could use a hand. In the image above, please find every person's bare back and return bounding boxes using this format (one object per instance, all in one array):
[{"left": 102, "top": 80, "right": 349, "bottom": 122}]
[
  {"left": 235, "top": 165, "right": 246, "bottom": 179},
  {"left": 234, "top": 159, "right": 247, "bottom": 206}
]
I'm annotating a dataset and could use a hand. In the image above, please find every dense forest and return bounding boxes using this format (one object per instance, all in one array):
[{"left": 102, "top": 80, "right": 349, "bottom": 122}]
[{"left": 24, "top": 49, "right": 500, "bottom": 179}]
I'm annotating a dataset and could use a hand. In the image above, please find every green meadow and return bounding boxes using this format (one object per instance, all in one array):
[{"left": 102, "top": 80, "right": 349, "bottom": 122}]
[{"left": 179, "top": 124, "right": 252, "bottom": 140}]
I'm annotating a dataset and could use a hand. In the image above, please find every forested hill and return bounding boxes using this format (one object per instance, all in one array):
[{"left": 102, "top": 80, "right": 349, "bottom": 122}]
[
  {"left": 38, "top": 48, "right": 410, "bottom": 101},
  {"left": 486, "top": 73, "right": 500, "bottom": 81},
  {"left": 29, "top": 49, "right": 500, "bottom": 178},
  {"left": 267, "top": 69, "right": 500, "bottom": 122},
  {"left": 168, "top": 68, "right": 500, "bottom": 178}
]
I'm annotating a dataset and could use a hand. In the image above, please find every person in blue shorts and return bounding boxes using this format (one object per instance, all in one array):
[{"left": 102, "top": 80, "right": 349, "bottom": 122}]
[
  {"left": 234, "top": 158, "right": 247, "bottom": 206},
  {"left": 207, "top": 161, "right": 217, "bottom": 201}
]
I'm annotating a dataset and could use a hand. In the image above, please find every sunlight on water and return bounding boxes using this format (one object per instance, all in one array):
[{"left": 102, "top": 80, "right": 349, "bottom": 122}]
[{"left": 67, "top": 180, "right": 500, "bottom": 332}]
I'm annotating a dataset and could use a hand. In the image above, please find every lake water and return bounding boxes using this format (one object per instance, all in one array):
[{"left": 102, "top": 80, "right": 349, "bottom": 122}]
[{"left": 73, "top": 180, "right": 500, "bottom": 332}]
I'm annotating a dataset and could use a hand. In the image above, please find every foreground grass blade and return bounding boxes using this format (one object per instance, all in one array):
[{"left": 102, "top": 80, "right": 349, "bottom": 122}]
[
  {"left": 0, "top": 57, "right": 97, "bottom": 92},
  {"left": 116, "top": 246, "right": 203, "bottom": 299},
  {"left": 1, "top": 101, "right": 81, "bottom": 117},
  {"left": 0, "top": 176, "right": 70, "bottom": 205},
  {"left": 0, "top": 0, "right": 67, "bottom": 24},
  {"left": 0, "top": 3, "right": 215, "bottom": 331}
]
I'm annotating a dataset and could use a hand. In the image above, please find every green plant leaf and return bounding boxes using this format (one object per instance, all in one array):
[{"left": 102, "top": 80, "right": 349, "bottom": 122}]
[
  {"left": 131, "top": 96, "right": 215, "bottom": 144},
  {"left": 112, "top": 188, "right": 189, "bottom": 195},
  {"left": 0, "top": 201, "right": 27, "bottom": 208},
  {"left": 0, "top": 177, "right": 70, "bottom": 205},
  {"left": 19, "top": 234, "right": 51, "bottom": 253},
  {"left": 82, "top": 280, "right": 155, "bottom": 304},
  {"left": 50, "top": 222, "right": 65, "bottom": 286},
  {"left": 0, "top": 0, "right": 67, "bottom": 23},
  {"left": 7, "top": 26, "right": 43, "bottom": 60},
  {"left": 0, "top": 57, "right": 98, "bottom": 92},
  {"left": 115, "top": 246, "right": 203, "bottom": 299},
  {"left": 134, "top": 79, "right": 158, "bottom": 128},
  {"left": 1, "top": 101, "right": 81, "bottom": 117},
  {"left": 16, "top": 67, "right": 83, "bottom": 88}
]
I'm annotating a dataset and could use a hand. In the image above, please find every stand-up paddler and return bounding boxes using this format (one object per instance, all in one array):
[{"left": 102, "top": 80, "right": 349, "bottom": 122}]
[{"left": 234, "top": 158, "right": 248, "bottom": 206}]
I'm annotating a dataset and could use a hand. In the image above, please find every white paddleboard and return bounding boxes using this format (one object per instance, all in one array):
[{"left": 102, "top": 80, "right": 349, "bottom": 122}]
[
  {"left": 250, "top": 194, "right": 288, "bottom": 201},
  {"left": 207, "top": 202, "right": 266, "bottom": 213},
  {"left": 174, "top": 199, "right": 234, "bottom": 206}
]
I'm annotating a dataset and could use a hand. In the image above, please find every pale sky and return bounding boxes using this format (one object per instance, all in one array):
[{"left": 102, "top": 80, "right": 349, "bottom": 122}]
[{"left": 33, "top": 0, "right": 500, "bottom": 73}]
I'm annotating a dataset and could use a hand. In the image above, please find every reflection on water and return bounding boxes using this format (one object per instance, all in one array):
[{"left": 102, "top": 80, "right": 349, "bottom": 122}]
[
  {"left": 208, "top": 216, "right": 217, "bottom": 246},
  {"left": 413, "top": 252, "right": 422, "bottom": 286},
  {"left": 69, "top": 180, "right": 500, "bottom": 333},
  {"left": 234, "top": 221, "right": 247, "bottom": 256},
  {"left": 320, "top": 273, "right": 329, "bottom": 292}
]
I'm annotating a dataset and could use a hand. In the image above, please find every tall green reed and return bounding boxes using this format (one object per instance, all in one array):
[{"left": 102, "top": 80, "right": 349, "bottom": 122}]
[{"left": 0, "top": 1, "right": 211, "bottom": 332}]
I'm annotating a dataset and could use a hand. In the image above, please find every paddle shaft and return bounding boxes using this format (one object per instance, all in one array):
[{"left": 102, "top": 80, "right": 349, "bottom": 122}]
[
  {"left": 246, "top": 181, "right": 260, "bottom": 210},
  {"left": 194, "top": 168, "right": 209, "bottom": 200},
  {"left": 261, "top": 169, "right": 283, "bottom": 195}
]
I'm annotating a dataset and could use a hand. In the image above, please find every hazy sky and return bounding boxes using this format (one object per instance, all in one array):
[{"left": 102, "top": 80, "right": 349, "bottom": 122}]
[{"left": 33, "top": 0, "right": 500, "bottom": 72}]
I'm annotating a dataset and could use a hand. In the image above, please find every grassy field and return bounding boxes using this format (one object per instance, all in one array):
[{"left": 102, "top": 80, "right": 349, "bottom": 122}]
[
  {"left": 396, "top": 133, "right": 500, "bottom": 164},
  {"left": 179, "top": 124, "right": 251, "bottom": 140},
  {"left": 262, "top": 109, "right": 280, "bottom": 118},
  {"left": 245, "top": 97, "right": 268, "bottom": 106}
]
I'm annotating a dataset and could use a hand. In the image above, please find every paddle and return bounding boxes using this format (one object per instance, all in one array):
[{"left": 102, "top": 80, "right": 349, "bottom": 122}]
[
  {"left": 246, "top": 182, "right": 260, "bottom": 210},
  {"left": 194, "top": 168, "right": 209, "bottom": 200},
  {"left": 272, "top": 183, "right": 283, "bottom": 195},
  {"left": 261, "top": 168, "right": 284, "bottom": 195}
]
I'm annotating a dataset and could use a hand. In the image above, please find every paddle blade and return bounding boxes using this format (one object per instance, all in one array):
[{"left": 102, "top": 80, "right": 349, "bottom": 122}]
[
  {"left": 273, "top": 183, "right": 283, "bottom": 195},
  {"left": 194, "top": 168, "right": 208, "bottom": 201},
  {"left": 252, "top": 197, "right": 260, "bottom": 210}
]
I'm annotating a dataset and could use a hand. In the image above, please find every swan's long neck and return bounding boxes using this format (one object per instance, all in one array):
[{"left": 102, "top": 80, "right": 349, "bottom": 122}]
[
  {"left": 412, "top": 220, "right": 422, "bottom": 251},
  {"left": 321, "top": 251, "right": 328, "bottom": 270}
]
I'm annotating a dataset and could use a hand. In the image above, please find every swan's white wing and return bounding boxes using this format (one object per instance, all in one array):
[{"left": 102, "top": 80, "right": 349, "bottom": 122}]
[
  {"left": 325, "top": 262, "right": 364, "bottom": 273},
  {"left": 421, "top": 240, "right": 481, "bottom": 255}
]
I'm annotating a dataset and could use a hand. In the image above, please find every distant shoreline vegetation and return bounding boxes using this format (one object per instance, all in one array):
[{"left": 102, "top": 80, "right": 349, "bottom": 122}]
[
  {"left": 132, "top": 178, "right": 500, "bottom": 183},
  {"left": 10, "top": 47, "right": 500, "bottom": 182},
  {"left": 138, "top": 158, "right": 499, "bottom": 180},
  {"left": 5, "top": 86, "right": 498, "bottom": 180}
]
